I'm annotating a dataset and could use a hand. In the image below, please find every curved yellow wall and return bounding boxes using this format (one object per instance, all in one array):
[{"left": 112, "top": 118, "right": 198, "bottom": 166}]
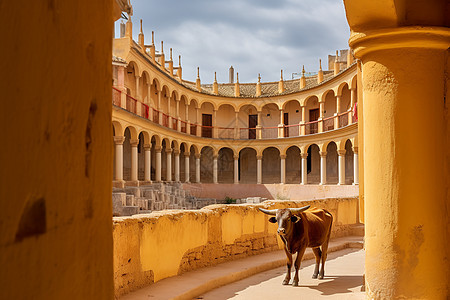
[{"left": 113, "top": 197, "right": 360, "bottom": 297}]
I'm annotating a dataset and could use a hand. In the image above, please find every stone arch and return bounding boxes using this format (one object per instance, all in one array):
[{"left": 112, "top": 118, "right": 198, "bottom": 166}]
[
  {"left": 262, "top": 147, "right": 281, "bottom": 184},
  {"left": 344, "top": 139, "right": 354, "bottom": 184},
  {"left": 216, "top": 103, "right": 236, "bottom": 139},
  {"left": 239, "top": 147, "right": 257, "bottom": 184},
  {"left": 112, "top": 121, "right": 123, "bottom": 136},
  {"left": 326, "top": 141, "right": 338, "bottom": 184},
  {"left": 200, "top": 146, "right": 214, "bottom": 183},
  {"left": 218, "top": 147, "right": 234, "bottom": 183},
  {"left": 188, "top": 144, "right": 198, "bottom": 182},
  {"left": 238, "top": 104, "right": 259, "bottom": 139},
  {"left": 285, "top": 145, "right": 301, "bottom": 184},
  {"left": 351, "top": 75, "right": 357, "bottom": 90},
  {"left": 303, "top": 96, "right": 320, "bottom": 134},
  {"left": 282, "top": 100, "right": 301, "bottom": 137},
  {"left": 307, "top": 144, "right": 320, "bottom": 184}
]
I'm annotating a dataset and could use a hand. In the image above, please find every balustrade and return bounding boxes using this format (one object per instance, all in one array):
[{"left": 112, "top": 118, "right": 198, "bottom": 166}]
[{"left": 112, "top": 87, "right": 357, "bottom": 140}]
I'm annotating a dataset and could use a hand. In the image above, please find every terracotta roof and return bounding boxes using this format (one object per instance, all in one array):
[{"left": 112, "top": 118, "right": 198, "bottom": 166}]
[{"left": 180, "top": 71, "right": 335, "bottom": 98}]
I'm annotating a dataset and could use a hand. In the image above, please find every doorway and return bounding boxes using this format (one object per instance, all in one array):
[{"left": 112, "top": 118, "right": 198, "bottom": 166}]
[
  {"left": 248, "top": 114, "right": 257, "bottom": 139},
  {"left": 202, "top": 114, "right": 212, "bottom": 138},
  {"left": 309, "top": 109, "right": 319, "bottom": 134}
]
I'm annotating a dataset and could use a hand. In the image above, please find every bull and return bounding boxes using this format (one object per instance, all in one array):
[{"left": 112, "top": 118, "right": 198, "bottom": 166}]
[{"left": 258, "top": 205, "right": 333, "bottom": 286}]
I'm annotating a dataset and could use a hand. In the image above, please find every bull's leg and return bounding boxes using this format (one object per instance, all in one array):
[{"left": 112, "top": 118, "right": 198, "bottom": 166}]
[
  {"left": 312, "top": 247, "right": 322, "bottom": 279},
  {"left": 282, "top": 247, "right": 293, "bottom": 285},
  {"left": 319, "top": 241, "right": 329, "bottom": 279},
  {"left": 292, "top": 246, "right": 306, "bottom": 287}
]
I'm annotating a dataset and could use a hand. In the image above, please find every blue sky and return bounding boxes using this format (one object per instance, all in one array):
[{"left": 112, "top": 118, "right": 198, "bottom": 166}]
[{"left": 115, "top": 0, "right": 350, "bottom": 83}]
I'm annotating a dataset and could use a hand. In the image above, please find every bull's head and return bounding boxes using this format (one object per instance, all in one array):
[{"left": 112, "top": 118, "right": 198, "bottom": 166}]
[{"left": 258, "top": 205, "right": 310, "bottom": 235}]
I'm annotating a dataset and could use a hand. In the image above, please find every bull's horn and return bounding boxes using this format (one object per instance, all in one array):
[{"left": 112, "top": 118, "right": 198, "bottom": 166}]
[
  {"left": 258, "top": 208, "right": 277, "bottom": 215},
  {"left": 290, "top": 205, "right": 311, "bottom": 214}
]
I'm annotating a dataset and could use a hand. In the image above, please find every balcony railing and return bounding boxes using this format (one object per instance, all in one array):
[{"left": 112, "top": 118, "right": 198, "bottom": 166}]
[
  {"left": 323, "top": 116, "right": 334, "bottom": 132},
  {"left": 112, "top": 87, "right": 357, "bottom": 140},
  {"left": 217, "top": 127, "right": 234, "bottom": 139},
  {"left": 112, "top": 87, "right": 121, "bottom": 107},
  {"left": 126, "top": 94, "right": 137, "bottom": 114}
]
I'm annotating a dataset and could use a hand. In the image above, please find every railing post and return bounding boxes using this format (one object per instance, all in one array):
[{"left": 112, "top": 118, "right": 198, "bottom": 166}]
[{"left": 256, "top": 125, "right": 262, "bottom": 139}]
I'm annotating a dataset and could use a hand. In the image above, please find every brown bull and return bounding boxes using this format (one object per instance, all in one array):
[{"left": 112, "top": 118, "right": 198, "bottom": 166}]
[{"left": 259, "top": 205, "right": 333, "bottom": 286}]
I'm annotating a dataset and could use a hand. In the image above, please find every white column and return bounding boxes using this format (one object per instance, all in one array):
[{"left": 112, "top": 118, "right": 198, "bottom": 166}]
[
  {"left": 234, "top": 155, "right": 239, "bottom": 184},
  {"left": 114, "top": 136, "right": 125, "bottom": 181},
  {"left": 338, "top": 150, "right": 346, "bottom": 185},
  {"left": 353, "top": 147, "right": 359, "bottom": 185},
  {"left": 280, "top": 154, "right": 286, "bottom": 184},
  {"left": 155, "top": 147, "right": 162, "bottom": 182},
  {"left": 176, "top": 99, "right": 181, "bottom": 131},
  {"left": 320, "top": 151, "right": 327, "bottom": 185},
  {"left": 257, "top": 155, "right": 262, "bottom": 184},
  {"left": 350, "top": 88, "right": 356, "bottom": 124},
  {"left": 166, "top": 149, "right": 172, "bottom": 182},
  {"left": 174, "top": 150, "right": 180, "bottom": 182},
  {"left": 144, "top": 144, "right": 151, "bottom": 182},
  {"left": 301, "top": 153, "right": 308, "bottom": 185},
  {"left": 196, "top": 107, "right": 201, "bottom": 136},
  {"left": 213, "top": 155, "right": 218, "bottom": 184},
  {"left": 130, "top": 139, "right": 139, "bottom": 182},
  {"left": 184, "top": 152, "right": 190, "bottom": 183},
  {"left": 195, "top": 154, "right": 201, "bottom": 183}
]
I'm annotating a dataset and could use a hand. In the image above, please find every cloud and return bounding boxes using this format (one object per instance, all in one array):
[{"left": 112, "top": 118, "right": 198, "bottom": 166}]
[{"left": 116, "top": 0, "right": 350, "bottom": 82}]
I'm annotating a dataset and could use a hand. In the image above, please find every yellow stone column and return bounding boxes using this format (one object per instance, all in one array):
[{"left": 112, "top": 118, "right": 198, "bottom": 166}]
[
  {"left": 130, "top": 139, "right": 139, "bottom": 183},
  {"left": 301, "top": 152, "right": 308, "bottom": 185},
  {"left": 174, "top": 150, "right": 180, "bottom": 182},
  {"left": 348, "top": 25, "right": 450, "bottom": 299},
  {"left": 165, "top": 148, "right": 172, "bottom": 182},
  {"left": 155, "top": 146, "right": 162, "bottom": 182},
  {"left": 184, "top": 152, "right": 190, "bottom": 183},
  {"left": 319, "top": 151, "right": 326, "bottom": 185},
  {"left": 114, "top": 136, "right": 125, "bottom": 182},
  {"left": 256, "top": 155, "right": 262, "bottom": 184},
  {"left": 144, "top": 144, "right": 151, "bottom": 183},
  {"left": 195, "top": 153, "right": 201, "bottom": 183},
  {"left": 233, "top": 155, "right": 239, "bottom": 184},
  {"left": 213, "top": 155, "right": 218, "bottom": 184},
  {"left": 337, "top": 149, "right": 346, "bottom": 185},
  {"left": 280, "top": 154, "right": 286, "bottom": 184}
]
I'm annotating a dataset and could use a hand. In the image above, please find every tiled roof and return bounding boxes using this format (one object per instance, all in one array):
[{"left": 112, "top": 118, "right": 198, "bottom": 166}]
[
  {"left": 113, "top": 55, "right": 127, "bottom": 64},
  {"left": 180, "top": 71, "right": 335, "bottom": 98}
]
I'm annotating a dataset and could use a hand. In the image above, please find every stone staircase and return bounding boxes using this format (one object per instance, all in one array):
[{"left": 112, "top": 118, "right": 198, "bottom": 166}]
[{"left": 112, "top": 182, "right": 228, "bottom": 216}]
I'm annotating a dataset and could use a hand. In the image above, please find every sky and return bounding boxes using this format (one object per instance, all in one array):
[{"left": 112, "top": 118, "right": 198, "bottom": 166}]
[{"left": 115, "top": 0, "right": 350, "bottom": 83}]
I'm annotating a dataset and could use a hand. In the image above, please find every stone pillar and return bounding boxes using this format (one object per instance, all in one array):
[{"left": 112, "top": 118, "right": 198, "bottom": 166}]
[
  {"left": 157, "top": 90, "right": 162, "bottom": 125},
  {"left": 184, "top": 152, "right": 190, "bottom": 183},
  {"left": 318, "top": 101, "right": 324, "bottom": 132},
  {"left": 213, "top": 155, "right": 218, "bottom": 184},
  {"left": 280, "top": 154, "right": 286, "bottom": 184},
  {"left": 319, "top": 151, "right": 327, "bottom": 185},
  {"left": 256, "top": 155, "right": 262, "bottom": 184},
  {"left": 301, "top": 152, "right": 308, "bottom": 185},
  {"left": 335, "top": 95, "right": 341, "bottom": 128},
  {"left": 196, "top": 107, "right": 201, "bottom": 137},
  {"left": 114, "top": 136, "right": 125, "bottom": 181},
  {"left": 144, "top": 144, "right": 151, "bottom": 182},
  {"left": 337, "top": 149, "right": 346, "bottom": 185},
  {"left": 176, "top": 99, "right": 181, "bottom": 131},
  {"left": 234, "top": 111, "right": 239, "bottom": 139},
  {"left": 350, "top": 87, "right": 356, "bottom": 124},
  {"left": 135, "top": 75, "right": 140, "bottom": 99},
  {"left": 130, "top": 139, "right": 139, "bottom": 182},
  {"left": 166, "top": 148, "right": 172, "bottom": 182},
  {"left": 174, "top": 150, "right": 180, "bottom": 182},
  {"left": 195, "top": 153, "right": 200, "bottom": 183},
  {"left": 345, "top": 19, "right": 449, "bottom": 298},
  {"left": 278, "top": 109, "right": 284, "bottom": 138},
  {"left": 213, "top": 109, "right": 218, "bottom": 138},
  {"left": 256, "top": 110, "right": 262, "bottom": 139},
  {"left": 352, "top": 147, "right": 359, "bottom": 185},
  {"left": 233, "top": 155, "right": 239, "bottom": 184},
  {"left": 155, "top": 147, "right": 162, "bottom": 182},
  {"left": 300, "top": 106, "right": 306, "bottom": 135}
]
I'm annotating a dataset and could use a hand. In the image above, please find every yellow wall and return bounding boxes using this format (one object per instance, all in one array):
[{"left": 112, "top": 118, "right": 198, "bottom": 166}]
[
  {"left": 0, "top": 1, "right": 114, "bottom": 299},
  {"left": 113, "top": 197, "right": 360, "bottom": 297}
]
